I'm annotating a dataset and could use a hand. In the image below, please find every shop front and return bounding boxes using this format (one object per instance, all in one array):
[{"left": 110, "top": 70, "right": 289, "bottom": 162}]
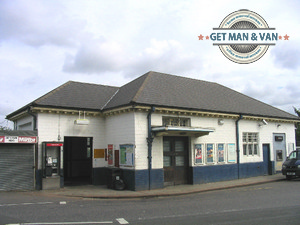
[{"left": 0, "top": 131, "right": 37, "bottom": 191}]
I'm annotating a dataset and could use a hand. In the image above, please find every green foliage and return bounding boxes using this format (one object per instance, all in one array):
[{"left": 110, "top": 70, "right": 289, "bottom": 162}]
[
  {"left": 294, "top": 107, "right": 300, "bottom": 146},
  {"left": 0, "top": 126, "right": 10, "bottom": 131}
]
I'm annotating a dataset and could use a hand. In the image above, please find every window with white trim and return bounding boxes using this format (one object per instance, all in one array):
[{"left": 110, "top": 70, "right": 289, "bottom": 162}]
[
  {"left": 162, "top": 117, "right": 191, "bottom": 127},
  {"left": 243, "top": 132, "right": 259, "bottom": 156}
]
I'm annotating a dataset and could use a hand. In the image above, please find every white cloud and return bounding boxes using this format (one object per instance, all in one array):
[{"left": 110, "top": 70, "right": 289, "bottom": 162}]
[
  {"left": 0, "top": 0, "right": 85, "bottom": 47},
  {"left": 63, "top": 38, "right": 125, "bottom": 74},
  {"left": 271, "top": 42, "right": 300, "bottom": 70},
  {"left": 1, "top": 0, "right": 300, "bottom": 127}
]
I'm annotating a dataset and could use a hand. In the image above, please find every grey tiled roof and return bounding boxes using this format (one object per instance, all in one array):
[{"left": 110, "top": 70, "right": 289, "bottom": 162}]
[
  {"left": 104, "top": 71, "right": 298, "bottom": 120},
  {"left": 6, "top": 71, "right": 299, "bottom": 120},
  {"left": 0, "top": 130, "right": 37, "bottom": 136},
  {"left": 34, "top": 81, "right": 119, "bottom": 110}
]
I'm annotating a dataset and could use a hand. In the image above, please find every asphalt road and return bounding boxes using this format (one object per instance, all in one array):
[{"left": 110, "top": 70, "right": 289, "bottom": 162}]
[{"left": 1, "top": 178, "right": 300, "bottom": 225}]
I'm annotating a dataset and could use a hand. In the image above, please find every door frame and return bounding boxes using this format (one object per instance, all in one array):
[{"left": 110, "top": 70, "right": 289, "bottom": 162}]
[
  {"left": 163, "top": 136, "right": 189, "bottom": 186},
  {"left": 63, "top": 136, "right": 93, "bottom": 184}
]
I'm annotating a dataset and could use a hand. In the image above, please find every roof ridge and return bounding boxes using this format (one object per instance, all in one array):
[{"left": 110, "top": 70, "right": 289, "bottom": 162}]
[
  {"left": 69, "top": 80, "right": 119, "bottom": 88},
  {"left": 35, "top": 81, "right": 73, "bottom": 104},
  {"left": 101, "top": 88, "right": 120, "bottom": 110},
  {"left": 131, "top": 71, "right": 154, "bottom": 102}
]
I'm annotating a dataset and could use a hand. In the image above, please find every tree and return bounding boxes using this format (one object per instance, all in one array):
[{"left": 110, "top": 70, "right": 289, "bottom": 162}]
[
  {"left": 0, "top": 120, "right": 12, "bottom": 131},
  {"left": 294, "top": 107, "right": 300, "bottom": 146}
]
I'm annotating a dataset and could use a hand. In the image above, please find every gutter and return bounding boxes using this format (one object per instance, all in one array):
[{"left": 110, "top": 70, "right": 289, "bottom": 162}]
[
  {"left": 235, "top": 114, "right": 243, "bottom": 179},
  {"left": 147, "top": 106, "right": 155, "bottom": 190}
]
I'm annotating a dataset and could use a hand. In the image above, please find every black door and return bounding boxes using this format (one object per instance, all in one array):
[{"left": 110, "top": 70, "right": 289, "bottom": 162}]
[
  {"left": 64, "top": 137, "right": 92, "bottom": 185},
  {"left": 163, "top": 136, "right": 189, "bottom": 186}
]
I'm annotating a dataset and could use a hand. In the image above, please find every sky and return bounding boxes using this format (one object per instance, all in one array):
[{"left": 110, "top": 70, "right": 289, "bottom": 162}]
[{"left": 1, "top": 0, "right": 300, "bottom": 128}]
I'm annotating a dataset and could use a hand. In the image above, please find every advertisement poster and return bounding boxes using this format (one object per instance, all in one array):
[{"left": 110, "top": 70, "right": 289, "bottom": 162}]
[
  {"left": 228, "top": 143, "right": 236, "bottom": 163},
  {"left": 107, "top": 144, "right": 113, "bottom": 165},
  {"left": 194, "top": 144, "right": 203, "bottom": 164},
  {"left": 206, "top": 144, "right": 214, "bottom": 163},
  {"left": 119, "top": 144, "right": 134, "bottom": 166},
  {"left": 217, "top": 144, "right": 224, "bottom": 163}
]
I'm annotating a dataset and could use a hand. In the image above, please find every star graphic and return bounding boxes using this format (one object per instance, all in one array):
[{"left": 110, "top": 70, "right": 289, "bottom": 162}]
[
  {"left": 206, "top": 36, "right": 209, "bottom": 40},
  {"left": 279, "top": 36, "right": 282, "bottom": 40},
  {"left": 284, "top": 34, "right": 289, "bottom": 40},
  {"left": 198, "top": 34, "right": 204, "bottom": 40}
]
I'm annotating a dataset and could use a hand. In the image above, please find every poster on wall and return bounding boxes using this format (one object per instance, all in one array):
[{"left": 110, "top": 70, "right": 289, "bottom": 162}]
[
  {"left": 217, "top": 144, "right": 224, "bottom": 163},
  {"left": 107, "top": 144, "right": 113, "bottom": 165},
  {"left": 120, "top": 144, "right": 134, "bottom": 166},
  {"left": 228, "top": 143, "right": 236, "bottom": 163},
  {"left": 194, "top": 144, "right": 203, "bottom": 164},
  {"left": 206, "top": 144, "right": 214, "bottom": 163}
]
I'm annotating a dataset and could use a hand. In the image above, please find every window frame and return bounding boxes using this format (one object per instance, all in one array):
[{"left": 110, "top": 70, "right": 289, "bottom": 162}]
[
  {"left": 194, "top": 144, "right": 204, "bottom": 165},
  {"left": 206, "top": 143, "right": 215, "bottom": 164},
  {"left": 217, "top": 143, "right": 225, "bottom": 163},
  {"left": 162, "top": 116, "right": 191, "bottom": 127},
  {"left": 242, "top": 132, "right": 259, "bottom": 156}
]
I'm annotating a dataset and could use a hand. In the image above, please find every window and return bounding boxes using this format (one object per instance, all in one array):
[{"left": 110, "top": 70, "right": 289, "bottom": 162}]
[
  {"left": 194, "top": 144, "right": 203, "bottom": 164},
  {"left": 243, "top": 133, "right": 259, "bottom": 156},
  {"left": 206, "top": 144, "right": 214, "bottom": 163},
  {"left": 217, "top": 144, "right": 225, "bottom": 163},
  {"left": 162, "top": 117, "right": 190, "bottom": 127}
]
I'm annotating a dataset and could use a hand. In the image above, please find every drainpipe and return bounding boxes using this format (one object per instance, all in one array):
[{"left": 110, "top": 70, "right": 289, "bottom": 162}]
[
  {"left": 27, "top": 107, "right": 37, "bottom": 130},
  {"left": 235, "top": 114, "right": 243, "bottom": 179},
  {"left": 147, "top": 106, "right": 155, "bottom": 190}
]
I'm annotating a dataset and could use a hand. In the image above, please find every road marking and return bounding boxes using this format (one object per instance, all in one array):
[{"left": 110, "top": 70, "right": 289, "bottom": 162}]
[
  {"left": 7, "top": 222, "right": 113, "bottom": 225},
  {"left": 0, "top": 202, "right": 53, "bottom": 207},
  {"left": 116, "top": 218, "right": 129, "bottom": 224}
]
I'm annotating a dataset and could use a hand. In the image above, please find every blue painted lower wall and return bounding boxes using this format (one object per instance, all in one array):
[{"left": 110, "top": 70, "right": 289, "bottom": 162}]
[
  {"left": 191, "top": 164, "right": 238, "bottom": 184},
  {"left": 122, "top": 168, "right": 164, "bottom": 191},
  {"left": 92, "top": 167, "right": 164, "bottom": 191},
  {"left": 192, "top": 161, "right": 273, "bottom": 184},
  {"left": 92, "top": 161, "right": 275, "bottom": 191}
]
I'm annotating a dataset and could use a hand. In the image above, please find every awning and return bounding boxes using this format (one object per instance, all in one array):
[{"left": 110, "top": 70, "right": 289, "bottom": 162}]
[{"left": 151, "top": 126, "right": 214, "bottom": 137}]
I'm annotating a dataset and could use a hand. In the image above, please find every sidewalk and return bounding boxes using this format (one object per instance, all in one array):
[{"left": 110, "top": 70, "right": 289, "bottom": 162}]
[{"left": 40, "top": 174, "right": 285, "bottom": 199}]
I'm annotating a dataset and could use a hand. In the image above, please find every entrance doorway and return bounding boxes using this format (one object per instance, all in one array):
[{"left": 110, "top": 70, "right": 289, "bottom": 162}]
[
  {"left": 263, "top": 144, "right": 272, "bottom": 175},
  {"left": 64, "top": 137, "right": 93, "bottom": 185},
  {"left": 163, "top": 136, "right": 189, "bottom": 186}
]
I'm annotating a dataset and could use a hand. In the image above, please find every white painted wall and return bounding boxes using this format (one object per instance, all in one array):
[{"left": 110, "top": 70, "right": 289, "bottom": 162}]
[
  {"left": 37, "top": 113, "right": 106, "bottom": 169},
  {"left": 134, "top": 112, "right": 148, "bottom": 170},
  {"left": 150, "top": 113, "right": 296, "bottom": 168},
  {"left": 25, "top": 110, "right": 296, "bottom": 171},
  {"left": 105, "top": 112, "right": 136, "bottom": 169}
]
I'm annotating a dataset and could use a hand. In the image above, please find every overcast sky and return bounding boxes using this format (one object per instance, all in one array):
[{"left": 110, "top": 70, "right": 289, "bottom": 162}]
[{"left": 1, "top": 0, "right": 300, "bottom": 128}]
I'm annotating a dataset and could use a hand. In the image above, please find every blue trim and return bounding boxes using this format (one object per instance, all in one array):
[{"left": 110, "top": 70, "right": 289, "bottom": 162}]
[
  {"left": 93, "top": 167, "right": 107, "bottom": 185},
  {"left": 192, "top": 162, "right": 273, "bottom": 184},
  {"left": 192, "top": 164, "right": 238, "bottom": 184},
  {"left": 122, "top": 168, "right": 164, "bottom": 191},
  {"left": 94, "top": 162, "right": 275, "bottom": 191},
  {"left": 239, "top": 162, "right": 264, "bottom": 179}
]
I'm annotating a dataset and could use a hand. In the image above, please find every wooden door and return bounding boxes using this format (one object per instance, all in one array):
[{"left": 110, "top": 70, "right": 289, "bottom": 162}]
[{"left": 163, "top": 136, "right": 188, "bottom": 185}]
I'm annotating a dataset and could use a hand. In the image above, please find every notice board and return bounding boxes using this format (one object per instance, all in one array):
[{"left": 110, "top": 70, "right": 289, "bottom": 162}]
[
  {"left": 119, "top": 144, "right": 134, "bottom": 166},
  {"left": 94, "top": 149, "right": 105, "bottom": 158}
]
